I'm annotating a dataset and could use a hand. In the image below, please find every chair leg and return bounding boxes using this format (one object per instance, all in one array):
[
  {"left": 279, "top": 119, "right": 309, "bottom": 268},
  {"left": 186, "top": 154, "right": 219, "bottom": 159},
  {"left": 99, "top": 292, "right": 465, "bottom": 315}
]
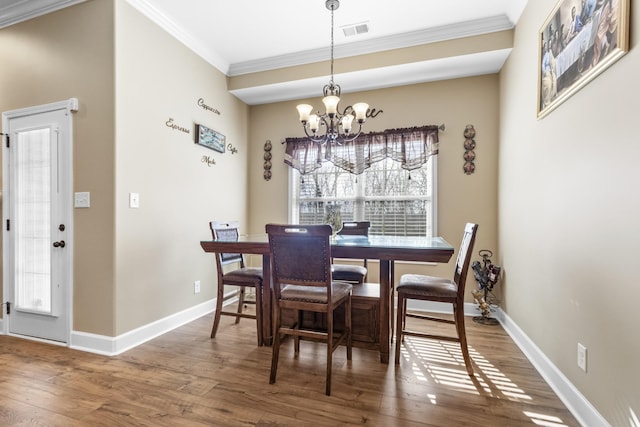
[
  {"left": 402, "top": 297, "right": 407, "bottom": 333},
  {"left": 269, "top": 304, "right": 281, "bottom": 385},
  {"left": 454, "top": 303, "right": 474, "bottom": 376},
  {"left": 326, "top": 310, "right": 334, "bottom": 396},
  {"left": 395, "top": 293, "right": 405, "bottom": 364},
  {"left": 390, "top": 261, "right": 395, "bottom": 339},
  {"left": 255, "top": 284, "right": 263, "bottom": 346},
  {"left": 211, "top": 282, "right": 225, "bottom": 338},
  {"left": 294, "top": 310, "right": 301, "bottom": 354},
  {"left": 346, "top": 295, "right": 352, "bottom": 361},
  {"left": 235, "top": 286, "right": 246, "bottom": 324}
]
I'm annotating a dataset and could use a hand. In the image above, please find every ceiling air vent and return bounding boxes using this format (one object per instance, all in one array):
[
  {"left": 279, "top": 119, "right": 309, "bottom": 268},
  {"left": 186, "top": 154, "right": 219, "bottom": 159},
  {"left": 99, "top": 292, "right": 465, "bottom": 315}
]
[{"left": 341, "top": 22, "right": 369, "bottom": 37}]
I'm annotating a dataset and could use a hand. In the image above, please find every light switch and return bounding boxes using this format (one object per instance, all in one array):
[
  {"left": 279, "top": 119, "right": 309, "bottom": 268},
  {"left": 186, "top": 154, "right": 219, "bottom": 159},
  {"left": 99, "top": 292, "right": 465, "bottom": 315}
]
[
  {"left": 74, "top": 192, "right": 90, "bottom": 208},
  {"left": 129, "top": 192, "right": 140, "bottom": 208}
]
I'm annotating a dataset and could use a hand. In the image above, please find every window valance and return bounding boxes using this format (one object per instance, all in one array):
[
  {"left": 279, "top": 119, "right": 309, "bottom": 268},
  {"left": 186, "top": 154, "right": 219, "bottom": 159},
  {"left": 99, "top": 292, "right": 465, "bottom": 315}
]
[{"left": 284, "top": 125, "right": 440, "bottom": 175}]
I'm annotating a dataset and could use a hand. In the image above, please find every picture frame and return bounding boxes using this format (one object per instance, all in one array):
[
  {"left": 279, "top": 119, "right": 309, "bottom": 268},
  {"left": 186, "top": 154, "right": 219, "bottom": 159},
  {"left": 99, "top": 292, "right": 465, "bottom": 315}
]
[
  {"left": 537, "top": 0, "right": 629, "bottom": 118},
  {"left": 195, "top": 123, "right": 225, "bottom": 153}
]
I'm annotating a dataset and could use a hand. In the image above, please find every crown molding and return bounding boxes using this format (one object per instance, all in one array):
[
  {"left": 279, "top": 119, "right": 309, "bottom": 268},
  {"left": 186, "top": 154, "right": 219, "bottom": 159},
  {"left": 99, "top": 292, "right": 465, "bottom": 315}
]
[
  {"left": 228, "top": 14, "right": 514, "bottom": 77},
  {"left": 0, "top": 0, "right": 86, "bottom": 29},
  {"left": 229, "top": 49, "right": 512, "bottom": 105},
  {"left": 125, "top": 0, "right": 230, "bottom": 74},
  {"left": 125, "top": 1, "right": 514, "bottom": 80}
]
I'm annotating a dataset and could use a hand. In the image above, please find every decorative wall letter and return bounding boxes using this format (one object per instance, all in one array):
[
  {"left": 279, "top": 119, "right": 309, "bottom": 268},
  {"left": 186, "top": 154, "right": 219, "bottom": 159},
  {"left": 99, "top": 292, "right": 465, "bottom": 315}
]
[
  {"left": 197, "top": 98, "right": 221, "bottom": 115},
  {"left": 165, "top": 118, "right": 190, "bottom": 134}
]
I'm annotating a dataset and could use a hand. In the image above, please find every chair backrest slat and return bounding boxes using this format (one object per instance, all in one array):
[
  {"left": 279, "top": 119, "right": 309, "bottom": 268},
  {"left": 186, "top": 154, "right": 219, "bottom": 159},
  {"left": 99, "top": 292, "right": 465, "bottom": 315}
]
[
  {"left": 266, "top": 224, "right": 332, "bottom": 289},
  {"left": 210, "top": 221, "right": 244, "bottom": 267},
  {"left": 453, "top": 223, "right": 479, "bottom": 298}
]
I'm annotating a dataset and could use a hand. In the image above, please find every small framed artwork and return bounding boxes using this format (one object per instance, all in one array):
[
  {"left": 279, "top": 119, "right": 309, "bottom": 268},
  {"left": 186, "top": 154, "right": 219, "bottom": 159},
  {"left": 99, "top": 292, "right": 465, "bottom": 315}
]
[
  {"left": 196, "top": 124, "right": 226, "bottom": 153},
  {"left": 537, "top": 0, "right": 629, "bottom": 118}
]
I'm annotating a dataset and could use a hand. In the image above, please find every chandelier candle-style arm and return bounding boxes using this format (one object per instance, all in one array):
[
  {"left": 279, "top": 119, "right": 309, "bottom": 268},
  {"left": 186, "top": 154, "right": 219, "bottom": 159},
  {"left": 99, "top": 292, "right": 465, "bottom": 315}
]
[{"left": 294, "top": 0, "right": 371, "bottom": 145}]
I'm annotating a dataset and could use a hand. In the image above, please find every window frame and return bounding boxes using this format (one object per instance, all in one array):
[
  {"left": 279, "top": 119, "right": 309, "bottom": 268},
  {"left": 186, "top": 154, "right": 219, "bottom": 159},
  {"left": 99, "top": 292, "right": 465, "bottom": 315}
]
[{"left": 288, "top": 156, "right": 438, "bottom": 237}]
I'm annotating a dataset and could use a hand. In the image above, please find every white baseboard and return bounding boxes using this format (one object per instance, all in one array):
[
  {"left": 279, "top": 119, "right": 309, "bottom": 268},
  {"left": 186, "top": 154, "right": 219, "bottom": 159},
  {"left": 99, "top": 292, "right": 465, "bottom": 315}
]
[
  {"left": 70, "top": 298, "right": 216, "bottom": 356},
  {"left": 408, "top": 301, "right": 607, "bottom": 427},
  {"left": 493, "top": 309, "right": 608, "bottom": 427}
]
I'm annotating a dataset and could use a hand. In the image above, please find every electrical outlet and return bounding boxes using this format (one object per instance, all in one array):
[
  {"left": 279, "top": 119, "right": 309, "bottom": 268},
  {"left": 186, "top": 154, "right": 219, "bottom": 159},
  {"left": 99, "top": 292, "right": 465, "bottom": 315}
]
[
  {"left": 577, "top": 343, "right": 587, "bottom": 372},
  {"left": 194, "top": 280, "right": 201, "bottom": 294}
]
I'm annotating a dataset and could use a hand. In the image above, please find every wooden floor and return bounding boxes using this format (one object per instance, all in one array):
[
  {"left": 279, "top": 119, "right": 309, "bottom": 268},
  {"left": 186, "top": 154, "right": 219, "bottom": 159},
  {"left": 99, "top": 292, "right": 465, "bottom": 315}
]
[{"left": 0, "top": 311, "right": 579, "bottom": 426}]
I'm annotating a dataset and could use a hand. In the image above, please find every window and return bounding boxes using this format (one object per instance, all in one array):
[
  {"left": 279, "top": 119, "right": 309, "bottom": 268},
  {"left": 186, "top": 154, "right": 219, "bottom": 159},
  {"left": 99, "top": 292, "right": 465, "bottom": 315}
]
[{"left": 289, "top": 156, "right": 437, "bottom": 237}]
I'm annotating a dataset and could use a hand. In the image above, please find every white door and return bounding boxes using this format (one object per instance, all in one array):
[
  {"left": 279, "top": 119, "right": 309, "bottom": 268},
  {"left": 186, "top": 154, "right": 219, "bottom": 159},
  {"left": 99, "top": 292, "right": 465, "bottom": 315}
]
[{"left": 2, "top": 99, "right": 77, "bottom": 343}]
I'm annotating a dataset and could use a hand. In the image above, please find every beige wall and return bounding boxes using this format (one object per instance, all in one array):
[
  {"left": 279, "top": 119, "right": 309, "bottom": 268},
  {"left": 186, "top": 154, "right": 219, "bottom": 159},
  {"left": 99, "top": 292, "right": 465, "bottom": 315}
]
[
  {"left": 0, "top": 0, "right": 116, "bottom": 334},
  {"left": 248, "top": 75, "right": 500, "bottom": 299},
  {"left": 499, "top": 1, "right": 640, "bottom": 425},
  {"left": 113, "top": 2, "right": 250, "bottom": 334},
  {"left": 0, "top": 0, "right": 250, "bottom": 337}
]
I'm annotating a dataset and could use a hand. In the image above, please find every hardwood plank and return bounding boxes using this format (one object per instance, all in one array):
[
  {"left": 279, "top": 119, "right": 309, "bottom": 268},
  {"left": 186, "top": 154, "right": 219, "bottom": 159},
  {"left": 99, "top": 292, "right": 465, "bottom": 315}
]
[
  {"left": 0, "top": 313, "right": 579, "bottom": 426},
  {"left": 0, "top": 397, "right": 86, "bottom": 427}
]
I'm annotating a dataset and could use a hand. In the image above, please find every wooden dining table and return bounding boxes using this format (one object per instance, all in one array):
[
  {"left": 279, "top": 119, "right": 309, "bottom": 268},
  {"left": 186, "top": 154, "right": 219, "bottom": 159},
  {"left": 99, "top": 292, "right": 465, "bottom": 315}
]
[{"left": 201, "top": 233, "right": 454, "bottom": 363}]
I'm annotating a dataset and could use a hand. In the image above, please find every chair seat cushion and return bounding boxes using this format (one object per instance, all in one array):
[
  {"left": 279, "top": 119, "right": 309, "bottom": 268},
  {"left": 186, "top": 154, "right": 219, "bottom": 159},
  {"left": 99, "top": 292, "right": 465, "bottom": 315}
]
[
  {"left": 397, "top": 274, "right": 457, "bottom": 299},
  {"left": 331, "top": 264, "right": 367, "bottom": 282},
  {"left": 281, "top": 281, "right": 352, "bottom": 304},
  {"left": 223, "top": 267, "right": 263, "bottom": 284}
]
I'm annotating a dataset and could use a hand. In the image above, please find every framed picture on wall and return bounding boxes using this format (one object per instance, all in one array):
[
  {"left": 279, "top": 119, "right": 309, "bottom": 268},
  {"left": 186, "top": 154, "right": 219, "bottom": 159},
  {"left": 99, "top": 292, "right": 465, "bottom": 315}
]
[
  {"left": 537, "top": 0, "right": 630, "bottom": 119},
  {"left": 196, "top": 124, "right": 225, "bottom": 153}
]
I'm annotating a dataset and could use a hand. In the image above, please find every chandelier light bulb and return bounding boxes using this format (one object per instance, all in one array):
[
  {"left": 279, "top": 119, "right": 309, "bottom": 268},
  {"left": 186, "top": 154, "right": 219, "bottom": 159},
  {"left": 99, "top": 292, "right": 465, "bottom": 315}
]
[
  {"left": 296, "top": 104, "right": 313, "bottom": 123},
  {"left": 322, "top": 95, "right": 340, "bottom": 116},
  {"left": 341, "top": 114, "right": 354, "bottom": 133},
  {"left": 308, "top": 114, "right": 320, "bottom": 132},
  {"left": 352, "top": 103, "right": 369, "bottom": 123}
]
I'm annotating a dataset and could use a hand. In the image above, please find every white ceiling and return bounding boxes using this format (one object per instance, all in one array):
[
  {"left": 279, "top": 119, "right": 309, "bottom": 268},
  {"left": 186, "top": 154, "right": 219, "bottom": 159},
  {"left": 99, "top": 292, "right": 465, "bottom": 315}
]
[{"left": 0, "top": 0, "right": 529, "bottom": 104}]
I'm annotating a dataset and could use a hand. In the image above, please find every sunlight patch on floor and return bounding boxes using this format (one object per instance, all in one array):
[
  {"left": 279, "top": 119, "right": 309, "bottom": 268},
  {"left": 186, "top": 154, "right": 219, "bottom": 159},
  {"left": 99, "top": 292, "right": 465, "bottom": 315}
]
[
  {"left": 397, "top": 336, "right": 576, "bottom": 425},
  {"left": 399, "top": 336, "right": 538, "bottom": 402},
  {"left": 524, "top": 411, "right": 568, "bottom": 426},
  {"left": 631, "top": 407, "right": 639, "bottom": 427}
]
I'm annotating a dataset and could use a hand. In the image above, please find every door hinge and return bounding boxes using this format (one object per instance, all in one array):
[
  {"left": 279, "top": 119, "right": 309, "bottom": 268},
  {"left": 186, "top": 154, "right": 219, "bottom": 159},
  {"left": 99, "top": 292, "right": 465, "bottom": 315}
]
[
  {"left": 3, "top": 133, "right": 9, "bottom": 148},
  {"left": 2, "top": 301, "right": 9, "bottom": 315},
  {"left": 6, "top": 219, "right": 9, "bottom": 231}
]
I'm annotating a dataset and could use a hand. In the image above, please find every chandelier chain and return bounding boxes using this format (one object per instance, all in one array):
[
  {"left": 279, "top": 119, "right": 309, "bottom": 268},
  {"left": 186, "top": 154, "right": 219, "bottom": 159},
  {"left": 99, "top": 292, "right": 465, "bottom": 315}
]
[{"left": 330, "top": 3, "right": 334, "bottom": 86}]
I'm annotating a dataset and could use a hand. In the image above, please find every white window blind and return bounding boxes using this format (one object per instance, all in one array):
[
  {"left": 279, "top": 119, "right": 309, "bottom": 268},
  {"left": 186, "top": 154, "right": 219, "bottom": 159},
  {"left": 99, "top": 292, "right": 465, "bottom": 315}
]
[{"left": 291, "top": 156, "right": 436, "bottom": 237}]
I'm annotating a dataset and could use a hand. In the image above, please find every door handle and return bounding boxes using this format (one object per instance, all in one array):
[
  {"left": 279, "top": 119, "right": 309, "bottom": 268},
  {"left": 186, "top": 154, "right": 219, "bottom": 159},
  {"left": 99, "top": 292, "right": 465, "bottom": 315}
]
[{"left": 53, "top": 240, "right": 66, "bottom": 248}]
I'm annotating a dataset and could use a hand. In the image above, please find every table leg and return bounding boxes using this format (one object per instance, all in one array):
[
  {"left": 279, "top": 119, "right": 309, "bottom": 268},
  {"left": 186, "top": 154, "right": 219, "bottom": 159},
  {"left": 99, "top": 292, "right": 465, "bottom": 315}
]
[
  {"left": 262, "top": 253, "right": 273, "bottom": 346},
  {"left": 390, "top": 260, "right": 395, "bottom": 340},
  {"left": 379, "top": 259, "right": 391, "bottom": 363}
]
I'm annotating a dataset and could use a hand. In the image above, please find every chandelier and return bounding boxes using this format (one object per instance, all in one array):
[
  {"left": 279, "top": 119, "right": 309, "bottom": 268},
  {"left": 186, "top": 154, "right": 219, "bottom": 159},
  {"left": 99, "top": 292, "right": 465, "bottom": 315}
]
[{"left": 296, "top": 0, "right": 369, "bottom": 145}]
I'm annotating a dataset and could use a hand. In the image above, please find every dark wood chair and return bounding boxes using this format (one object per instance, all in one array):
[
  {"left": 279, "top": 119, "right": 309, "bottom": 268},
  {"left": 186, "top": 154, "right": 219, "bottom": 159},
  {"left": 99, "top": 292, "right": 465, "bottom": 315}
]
[
  {"left": 331, "top": 221, "right": 370, "bottom": 284},
  {"left": 394, "top": 223, "right": 479, "bottom": 376},
  {"left": 209, "top": 221, "right": 264, "bottom": 346},
  {"left": 266, "top": 223, "right": 352, "bottom": 396}
]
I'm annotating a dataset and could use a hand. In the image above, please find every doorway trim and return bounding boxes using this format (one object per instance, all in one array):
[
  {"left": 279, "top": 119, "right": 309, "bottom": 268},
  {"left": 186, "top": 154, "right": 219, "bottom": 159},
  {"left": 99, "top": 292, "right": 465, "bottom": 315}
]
[{"left": 2, "top": 98, "right": 78, "bottom": 344}]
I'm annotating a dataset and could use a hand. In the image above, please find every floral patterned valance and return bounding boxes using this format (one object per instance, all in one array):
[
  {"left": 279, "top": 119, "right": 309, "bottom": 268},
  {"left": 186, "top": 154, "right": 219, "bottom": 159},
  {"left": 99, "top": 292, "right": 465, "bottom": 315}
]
[{"left": 284, "top": 125, "right": 440, "bottom": 175}]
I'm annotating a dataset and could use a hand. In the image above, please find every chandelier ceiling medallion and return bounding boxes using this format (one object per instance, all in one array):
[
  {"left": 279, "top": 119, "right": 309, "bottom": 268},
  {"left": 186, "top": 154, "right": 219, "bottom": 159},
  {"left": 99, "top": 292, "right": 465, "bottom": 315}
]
[{"left": 296, "top": 0, "right": 369, "bottom": 145}]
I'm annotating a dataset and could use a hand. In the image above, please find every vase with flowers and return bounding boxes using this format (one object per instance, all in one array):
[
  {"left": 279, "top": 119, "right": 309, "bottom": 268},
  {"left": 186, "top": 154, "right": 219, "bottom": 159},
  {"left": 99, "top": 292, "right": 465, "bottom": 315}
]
[{"left": 323, "top": 205, "right": 343, "bottom": 235}]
